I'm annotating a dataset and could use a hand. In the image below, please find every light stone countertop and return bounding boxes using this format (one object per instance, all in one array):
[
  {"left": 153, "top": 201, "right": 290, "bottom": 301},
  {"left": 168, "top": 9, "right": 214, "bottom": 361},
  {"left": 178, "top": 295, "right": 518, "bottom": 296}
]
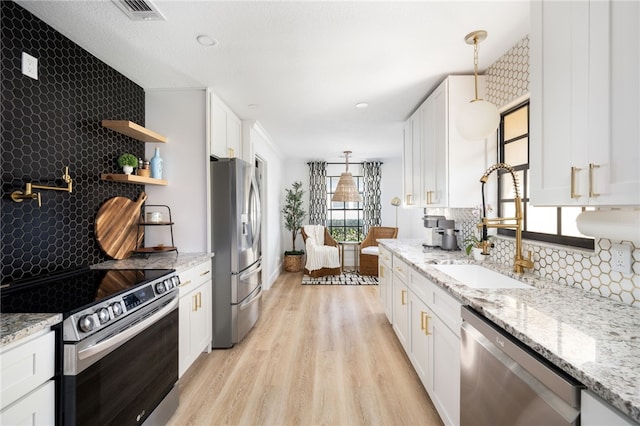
[
  {"left": 0, "top": 313, "right": 62, "bottom": 348},
  {"left": 380, "top": 239, "right": 640, "bottom": 423},
  {"left": 91, "top": 252, "right": 214, "bottom": 273}
]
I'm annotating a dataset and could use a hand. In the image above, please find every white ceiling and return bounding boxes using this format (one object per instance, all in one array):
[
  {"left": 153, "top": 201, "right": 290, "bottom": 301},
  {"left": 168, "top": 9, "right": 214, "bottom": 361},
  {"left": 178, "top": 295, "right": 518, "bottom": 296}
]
[{"left": 16, "top": 0, "right": 530, "bottom": 162}]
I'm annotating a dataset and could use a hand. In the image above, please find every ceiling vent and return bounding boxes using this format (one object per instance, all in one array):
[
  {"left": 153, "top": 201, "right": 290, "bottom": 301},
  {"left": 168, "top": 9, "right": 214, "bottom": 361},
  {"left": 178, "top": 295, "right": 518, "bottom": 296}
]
[{"left": 112, "top": 0, "right": 166, "bottom": 21}]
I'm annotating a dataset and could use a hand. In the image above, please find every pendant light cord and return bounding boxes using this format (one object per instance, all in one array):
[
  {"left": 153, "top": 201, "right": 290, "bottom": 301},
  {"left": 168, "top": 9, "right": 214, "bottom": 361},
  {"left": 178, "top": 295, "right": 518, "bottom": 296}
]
[{"left": 473, "top": 36, "right": 479, "bottom": 101}]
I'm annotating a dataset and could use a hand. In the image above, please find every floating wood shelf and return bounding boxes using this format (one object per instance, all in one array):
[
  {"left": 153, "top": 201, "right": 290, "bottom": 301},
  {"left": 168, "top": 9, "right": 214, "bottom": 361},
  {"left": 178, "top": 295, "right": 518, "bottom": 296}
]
[
  {"left": 100, "top": 173, "right": 168, "bottom": 186},
  {"left": 101, "top": 120, "right": 167, "bottom": 143},
  {"left": 135, "top": 246, "right": 177, "bottom": 254}
]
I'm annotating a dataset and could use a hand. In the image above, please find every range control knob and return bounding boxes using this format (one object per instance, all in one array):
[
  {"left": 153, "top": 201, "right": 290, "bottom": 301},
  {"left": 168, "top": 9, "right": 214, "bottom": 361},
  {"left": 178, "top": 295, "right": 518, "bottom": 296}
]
[
  {"left": 164, "top": 278, "right": 174, "bottom": 290},
  {"left": 111, "top": 302, "right": 124, "bottom": 317},
  {"left": 97, "top": 308, "right": 110, "bottom": 324},
  {"left": 78, "top": 315, "right": 96, "bottom": 333},
  {"left": 155, "top": 281, "right": 167, "bottom": 294}
]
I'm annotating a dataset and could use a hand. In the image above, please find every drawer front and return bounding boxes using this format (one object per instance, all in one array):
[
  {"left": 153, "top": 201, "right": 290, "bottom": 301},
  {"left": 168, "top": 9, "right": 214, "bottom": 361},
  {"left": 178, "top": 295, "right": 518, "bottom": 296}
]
[
  {"left": 0, "top": 380, "right": 55, "bottom": 425},
  {"left": 194, "top": 260, "right": 213, "bottom": 286},
  {"left": 379, "top": 246, "right": 392, "bottom": 267},
  {"left": 392, "top": 256, "right": 409, "bottom": 282},
  {"left": 178, "top": 267, "right": 197, "bottom": 297},
  {"left": 1, "top": 330, "right": 55, "bottom": 409},
  {"left": 430, "top": 284, "right": 462, "bottom": 337}
]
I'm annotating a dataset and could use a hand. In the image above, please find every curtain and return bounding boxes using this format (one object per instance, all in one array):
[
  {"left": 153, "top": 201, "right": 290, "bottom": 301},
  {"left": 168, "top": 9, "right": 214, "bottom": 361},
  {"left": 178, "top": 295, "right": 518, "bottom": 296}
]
[
  {"left": 363, "top": 161, "right": 382, "bottom": 235},
  {"left": 308, "top": 161, "right": 327, "bottom": 225}
]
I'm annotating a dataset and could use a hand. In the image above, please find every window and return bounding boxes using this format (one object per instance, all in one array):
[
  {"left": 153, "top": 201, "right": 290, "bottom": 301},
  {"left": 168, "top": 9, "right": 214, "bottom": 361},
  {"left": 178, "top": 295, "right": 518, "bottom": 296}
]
[
  {"left": 326, "top": 175, "right": 364, "bottom": 242},
  {"left": 497, "top": 101, "right": 594, "bottom": 249}
]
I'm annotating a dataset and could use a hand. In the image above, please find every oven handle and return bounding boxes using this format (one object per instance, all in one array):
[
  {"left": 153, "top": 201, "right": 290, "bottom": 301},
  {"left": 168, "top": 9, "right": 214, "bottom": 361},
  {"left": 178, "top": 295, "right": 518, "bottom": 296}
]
[{"left": 78, "top": 296, "right": 178, "bottom": 362}]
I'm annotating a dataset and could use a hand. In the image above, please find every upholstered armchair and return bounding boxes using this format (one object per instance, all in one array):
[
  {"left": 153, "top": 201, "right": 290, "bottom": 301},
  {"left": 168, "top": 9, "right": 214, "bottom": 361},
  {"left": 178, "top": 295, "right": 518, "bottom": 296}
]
[
  {"left": 359, "top": 226, "right": 398, "bottom": 276},
  {"left": 301, "top": 225, "right": 341, "bottom": 278}
]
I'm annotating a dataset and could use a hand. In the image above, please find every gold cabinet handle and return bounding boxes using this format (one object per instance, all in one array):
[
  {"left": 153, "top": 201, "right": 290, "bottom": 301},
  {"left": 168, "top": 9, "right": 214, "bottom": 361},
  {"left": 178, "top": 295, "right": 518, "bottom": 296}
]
[
  {"left": 197, "top": 292, "right": 202, "bottom": 309},
  {"left": 401, "top": 289, "right": 407, "bottom": 305},
  {"left": 179, "top": 279, "right": 192, "bottom": 288},
  {"left": 570, "top": 167, "right": 582, "bottom": 199},
  {"left": 192, "top": 293, "right": 198, "bottom": 312},
  {"left": 380, "top": 266, "right": 385, "bottom": 278},
  {"left": 406, "top": 194, "right": 413, "bottom": 205},
  {"left": 420, "top": 311, "right": 432, "bottom": 336},
  {"left": 200, "top": 270, "right": 210, "bottom": 276},
  {"left": 589, "top": 163, "right": 600, "bottom": 197}
]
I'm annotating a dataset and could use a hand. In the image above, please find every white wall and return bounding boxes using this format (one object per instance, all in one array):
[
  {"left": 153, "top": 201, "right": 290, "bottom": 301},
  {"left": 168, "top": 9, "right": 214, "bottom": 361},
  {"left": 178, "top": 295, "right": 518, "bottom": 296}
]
[
  {"left": 144, "top": 89, "right": 208, "bottom": 252},
  {"left": 380, "top": 157, "right": 424, "bottom": 238},
  {"left": 244, "top": 121, "right": 287, "bottom": 290}
]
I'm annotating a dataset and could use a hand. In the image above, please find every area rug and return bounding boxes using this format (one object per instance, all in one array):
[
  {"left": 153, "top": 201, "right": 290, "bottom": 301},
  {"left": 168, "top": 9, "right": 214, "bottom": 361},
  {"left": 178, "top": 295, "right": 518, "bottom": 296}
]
[{"left": 301, "top": 272, "right": 378, "bottom": 285}]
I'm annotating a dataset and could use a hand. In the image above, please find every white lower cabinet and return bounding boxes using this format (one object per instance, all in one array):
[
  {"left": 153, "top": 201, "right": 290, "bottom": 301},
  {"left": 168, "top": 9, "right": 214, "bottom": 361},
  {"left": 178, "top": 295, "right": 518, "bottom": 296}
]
[
  {"left": 378, "top": 246, "right": 393, "bottom": 323},
  {"left": 581, "top": 390, "right": 637, "bottom": 426},
  {"left": 0, "top": 329, "right": 56, "bottom": 425},
  {"left": 178, "top": 260, "right": 213, "bottom": 378},
  {"left": 402, "top": 267, "right": 461, "bottom": 426},
  {"left": 391, "top": 271, "right": 410, "bottom": 353}
]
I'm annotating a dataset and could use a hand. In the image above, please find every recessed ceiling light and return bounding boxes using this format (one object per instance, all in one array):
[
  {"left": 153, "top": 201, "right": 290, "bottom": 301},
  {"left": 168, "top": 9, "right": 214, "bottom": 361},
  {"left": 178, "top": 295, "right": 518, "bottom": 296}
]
[
  {"left": 248, "top": 104, "right": 259, "bottom": 109},
  {"left": 355, "top": 102, "right": 369, "bottom": 109},
  {"left": 197, "top": 35, "right": 218, "bottom": 47}
]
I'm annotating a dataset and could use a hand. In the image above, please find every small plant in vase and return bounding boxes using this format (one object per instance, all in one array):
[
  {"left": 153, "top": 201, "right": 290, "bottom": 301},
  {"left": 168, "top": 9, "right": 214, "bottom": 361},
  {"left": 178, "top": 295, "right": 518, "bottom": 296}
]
[
  {"left": 463, "top": 230, "right": 494, "bottom": 261},
  {"left": 118, "top": 153, "right": 138, "bottom": 175}
]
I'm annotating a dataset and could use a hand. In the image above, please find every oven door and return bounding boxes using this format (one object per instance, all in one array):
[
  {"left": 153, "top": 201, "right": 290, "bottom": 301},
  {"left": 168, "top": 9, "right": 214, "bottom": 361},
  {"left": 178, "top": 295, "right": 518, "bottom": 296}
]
[{"left": 64, "top": 295, "right": 178, "bottom": 425}]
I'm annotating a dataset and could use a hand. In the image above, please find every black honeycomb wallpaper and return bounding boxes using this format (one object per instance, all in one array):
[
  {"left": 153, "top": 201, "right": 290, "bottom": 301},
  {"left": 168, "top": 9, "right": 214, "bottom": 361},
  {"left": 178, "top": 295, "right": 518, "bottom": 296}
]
[{"left": 1, "top": 1, "right": 146, "bottom": 284}]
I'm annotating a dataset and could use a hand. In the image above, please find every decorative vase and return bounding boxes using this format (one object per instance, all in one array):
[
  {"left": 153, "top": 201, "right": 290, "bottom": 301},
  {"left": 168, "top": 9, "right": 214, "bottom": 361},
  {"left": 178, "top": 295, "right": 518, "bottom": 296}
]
[
  {"left": 150, "top": 147, "right": 163, "bottom": 179},
  {"left": 122, "top": 165, "right": 133, "bottom": 175},
  {"left": 472, "top": 247, "right": 487, "bottom": 262}
]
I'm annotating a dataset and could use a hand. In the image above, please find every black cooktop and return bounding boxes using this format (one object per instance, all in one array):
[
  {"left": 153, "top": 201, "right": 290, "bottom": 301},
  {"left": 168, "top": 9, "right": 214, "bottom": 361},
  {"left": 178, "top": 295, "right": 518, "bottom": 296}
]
[{"left": 0, "top": 267, "right": 174, "bottom": 317}]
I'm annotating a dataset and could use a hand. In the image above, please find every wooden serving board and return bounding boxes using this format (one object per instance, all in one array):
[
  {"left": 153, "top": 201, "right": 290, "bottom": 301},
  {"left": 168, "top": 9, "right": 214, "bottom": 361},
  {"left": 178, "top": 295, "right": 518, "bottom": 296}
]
[{"left": 95, "top": 192, "right": 146, "bottom": 259}]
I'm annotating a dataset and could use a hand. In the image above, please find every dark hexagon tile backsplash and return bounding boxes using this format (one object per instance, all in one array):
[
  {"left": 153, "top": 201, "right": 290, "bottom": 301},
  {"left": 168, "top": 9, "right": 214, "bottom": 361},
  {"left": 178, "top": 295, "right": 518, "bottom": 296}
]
[{"left": 1, "top": 1, "right": 146, "bottom": 283}]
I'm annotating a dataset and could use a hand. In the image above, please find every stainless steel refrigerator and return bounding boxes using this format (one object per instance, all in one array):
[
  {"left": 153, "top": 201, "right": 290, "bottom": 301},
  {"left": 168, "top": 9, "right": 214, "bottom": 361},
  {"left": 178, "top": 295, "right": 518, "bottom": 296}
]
[{"left": 210, "top": 158, "right": 262, "bottom": 348}]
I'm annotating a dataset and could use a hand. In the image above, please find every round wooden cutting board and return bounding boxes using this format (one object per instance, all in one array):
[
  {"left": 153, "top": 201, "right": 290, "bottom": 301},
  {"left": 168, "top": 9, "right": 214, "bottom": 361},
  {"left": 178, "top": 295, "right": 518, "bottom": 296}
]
[{"left": 95, "top": 192, "right": 147, "bottom": 259}]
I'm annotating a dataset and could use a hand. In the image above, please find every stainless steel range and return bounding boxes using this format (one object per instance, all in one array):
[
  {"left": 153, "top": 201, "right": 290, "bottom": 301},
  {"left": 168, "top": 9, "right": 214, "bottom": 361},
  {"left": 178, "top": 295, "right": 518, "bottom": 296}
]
[{"left": 1, "top": 267, "right": 180, "bottom": 426}]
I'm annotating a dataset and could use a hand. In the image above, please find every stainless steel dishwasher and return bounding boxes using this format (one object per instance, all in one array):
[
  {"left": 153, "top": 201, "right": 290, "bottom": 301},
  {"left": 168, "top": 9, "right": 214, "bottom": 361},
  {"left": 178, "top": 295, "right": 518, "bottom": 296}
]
[{"left": 461, "top": 307, "right": 583, "bottom": 426}]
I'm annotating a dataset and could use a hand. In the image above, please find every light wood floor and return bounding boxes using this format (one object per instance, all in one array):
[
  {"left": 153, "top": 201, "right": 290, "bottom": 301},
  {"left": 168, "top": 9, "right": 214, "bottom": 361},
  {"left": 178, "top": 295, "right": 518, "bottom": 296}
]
[{"left": 167, "top": 272, "right": 443, "bottom": 426}]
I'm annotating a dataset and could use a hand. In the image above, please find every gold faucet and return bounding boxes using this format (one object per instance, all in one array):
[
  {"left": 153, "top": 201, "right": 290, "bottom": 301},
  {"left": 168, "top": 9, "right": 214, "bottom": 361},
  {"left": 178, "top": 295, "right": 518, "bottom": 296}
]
[
  {"left": 10, "top": 166, "right": 73, "bottom": 208},
  {"left": 10, "top": 182, "right": 42, "bottom": 207},
  {"left": 478, "top": 163, "right": 534, "bottom": 274}
]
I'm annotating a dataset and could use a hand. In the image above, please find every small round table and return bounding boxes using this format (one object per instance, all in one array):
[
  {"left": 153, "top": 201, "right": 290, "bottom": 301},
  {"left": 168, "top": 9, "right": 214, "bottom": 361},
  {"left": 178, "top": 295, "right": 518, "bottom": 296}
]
[{"left": 339, "top": 241, "right": 361, "bottom": 273}]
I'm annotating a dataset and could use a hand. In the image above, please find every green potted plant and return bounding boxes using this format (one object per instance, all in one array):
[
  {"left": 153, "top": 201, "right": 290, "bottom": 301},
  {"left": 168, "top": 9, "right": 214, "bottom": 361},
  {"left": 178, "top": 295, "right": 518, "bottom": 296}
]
[
  {"left": 118, "top": 153, "right": 138, "bottom": 175},
  {"left": 463, "top": 230, "right": 493, "bottom": 261},
  {"left": 282, "top": 181, "right": 306, "bottom": 272}
]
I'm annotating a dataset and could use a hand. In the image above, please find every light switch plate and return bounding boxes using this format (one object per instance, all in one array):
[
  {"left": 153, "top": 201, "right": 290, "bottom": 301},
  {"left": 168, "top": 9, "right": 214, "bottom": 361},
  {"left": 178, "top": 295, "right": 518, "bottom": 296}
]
[
  {"left": 611, "top": 243, "right": 632, "bottom": 274},
  {"left": 22, "top": 52, "right": 38, "bottom": 80}
]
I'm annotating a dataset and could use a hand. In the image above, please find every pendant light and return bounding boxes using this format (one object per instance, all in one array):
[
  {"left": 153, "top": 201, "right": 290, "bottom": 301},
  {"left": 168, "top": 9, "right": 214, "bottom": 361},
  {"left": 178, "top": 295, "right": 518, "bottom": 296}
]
[
  {"left": 456, "top": 30, "right": 500, "bottom": 140},
  {"left": 332, "top": 151, "right": 362, "bottom": 203}
]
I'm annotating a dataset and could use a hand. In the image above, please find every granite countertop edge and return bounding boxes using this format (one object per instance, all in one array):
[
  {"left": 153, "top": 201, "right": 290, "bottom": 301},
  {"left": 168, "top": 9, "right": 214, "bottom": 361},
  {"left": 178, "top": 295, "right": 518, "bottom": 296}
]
[
  {"left": 379, "top": 239, "right": 640, "bottom": 423},
  {"left": 90, "top": 252, "right": 214, "bottom": 273},
  {"left": 1, "top": 313, "right": 62, "bottom": 348}
]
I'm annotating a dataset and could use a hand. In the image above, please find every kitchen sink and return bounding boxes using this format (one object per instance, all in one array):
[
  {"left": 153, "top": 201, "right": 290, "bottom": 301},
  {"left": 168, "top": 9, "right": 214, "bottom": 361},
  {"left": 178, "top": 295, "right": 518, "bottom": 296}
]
[{"left": 432, "top": 264, "right": 533, "bottom": 289}]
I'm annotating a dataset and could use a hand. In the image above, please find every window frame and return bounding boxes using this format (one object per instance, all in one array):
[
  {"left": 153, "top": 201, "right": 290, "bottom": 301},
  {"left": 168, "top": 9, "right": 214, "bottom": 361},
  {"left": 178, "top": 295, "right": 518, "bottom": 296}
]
[{"left": 497, "top": 100, "right": 594, "bottom": 250}]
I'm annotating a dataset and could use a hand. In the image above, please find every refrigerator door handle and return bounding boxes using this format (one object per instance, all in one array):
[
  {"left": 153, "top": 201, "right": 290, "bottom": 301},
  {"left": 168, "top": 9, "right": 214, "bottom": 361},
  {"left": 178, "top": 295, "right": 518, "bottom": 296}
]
[{"left": 238, "top": 261, "right": 262, "bottom": 281}]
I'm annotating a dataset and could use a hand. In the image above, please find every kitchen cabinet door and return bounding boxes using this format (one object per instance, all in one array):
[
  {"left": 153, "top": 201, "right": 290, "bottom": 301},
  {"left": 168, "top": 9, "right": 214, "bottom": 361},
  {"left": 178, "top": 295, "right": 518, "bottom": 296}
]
[
  {"left": 403, "top": 114, "right": 418, "bottom": 206},
  {"left": 392, "top": 271, "right": 410, "bottom": 352},
  {"left": 422, "top": 86, "right": 446, "bottom": 207},
  {"left": 178, "top": 261, "right": 213, "bottom": 378},
  {"left": 409, "top": 292, "right": 432, "bottom": 394},
  {"left": 431, "top": 313, "right": 460, "bottom": 426},
  {"left": 378, "top": 248, "right": 393, "bottom": 323},
  {"left": 530, "top": 0, "right": 640, "bottom": 206},
  {"left": 209, "top": 90, "right": 242, "bottom": 159}
]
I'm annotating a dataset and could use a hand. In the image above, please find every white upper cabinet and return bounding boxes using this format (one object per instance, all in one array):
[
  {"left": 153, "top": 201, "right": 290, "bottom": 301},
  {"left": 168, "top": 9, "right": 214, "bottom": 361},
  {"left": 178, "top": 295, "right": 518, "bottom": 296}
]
[
  {"left": 403, "top": 109, "right": 422, "bottom": 206},
  {"left": 208, "top": 90, "right": 242, "bottom": 159},
  {"left": 530, "top": 0, "right": 640, "bottom": 206},
  {"left": 412, "top": 75, "right": 493, "bottom": 209}
]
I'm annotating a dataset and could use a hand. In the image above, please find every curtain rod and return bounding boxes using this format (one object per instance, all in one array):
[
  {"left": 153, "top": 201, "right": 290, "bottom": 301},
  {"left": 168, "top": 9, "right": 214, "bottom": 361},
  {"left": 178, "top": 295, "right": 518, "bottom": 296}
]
[{"left": 306, "top": 161, "right": 384, "bottom": 165}]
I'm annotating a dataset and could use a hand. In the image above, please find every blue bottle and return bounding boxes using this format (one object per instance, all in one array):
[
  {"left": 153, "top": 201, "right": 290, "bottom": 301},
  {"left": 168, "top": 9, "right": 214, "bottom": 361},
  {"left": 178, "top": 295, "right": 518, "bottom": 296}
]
[{"left": 150, "top": 147, "right": 163, "bottom": 179}]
